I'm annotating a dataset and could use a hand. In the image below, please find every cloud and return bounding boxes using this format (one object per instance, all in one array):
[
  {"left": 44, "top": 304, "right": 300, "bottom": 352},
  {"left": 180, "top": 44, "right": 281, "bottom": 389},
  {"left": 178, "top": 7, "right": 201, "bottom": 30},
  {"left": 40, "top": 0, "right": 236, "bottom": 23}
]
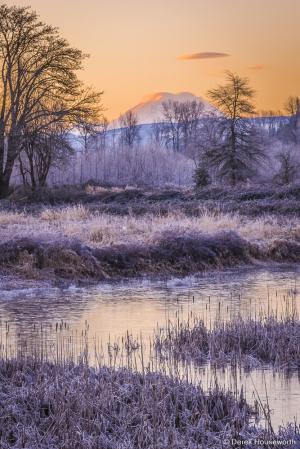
[
  {"left": 246, "top": 65, "right": 264, "bottom": 70},
  {"left": 177, "top": 52, "right": 230, "bottom": 60}
]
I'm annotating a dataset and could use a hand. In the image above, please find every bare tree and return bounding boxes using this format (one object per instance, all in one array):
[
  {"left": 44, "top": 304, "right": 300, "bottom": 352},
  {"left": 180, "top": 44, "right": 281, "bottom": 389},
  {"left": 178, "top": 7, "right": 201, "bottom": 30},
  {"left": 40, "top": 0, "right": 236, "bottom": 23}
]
[
  {"left": 148, "top": 119, "right": 168, "bottom": 148},
  {"left": 273, "top": 144, "right": 300, "bottom": 184},
  {"left": 205, "top": 71, "right": 266, "bottom": 185},
  {"left": 161, "top": 100, "right": 183, "bottom": 152},
  {"left": 0, "top": 5, "right": 103, "bottom": 197},
  {"left": 119, "top": 111, "right": 141, "bottom": 148},
  {"left": 96, "top": 116, "right": 109, "bottom": 151},
  {"left": 18, "top": 124, "right": 73, "bottom": 192},
  {"left": 283, "top": 96, "right": 300, "bottom": 144},
  {"left": 180, "top": 101, "right": 205, "bottom": 158},
  {"left": 161, "top": 100, "right": 204, "bottom": 153},
  {"left": 76, "top": 119, "right": 100, "bottom": 153}
]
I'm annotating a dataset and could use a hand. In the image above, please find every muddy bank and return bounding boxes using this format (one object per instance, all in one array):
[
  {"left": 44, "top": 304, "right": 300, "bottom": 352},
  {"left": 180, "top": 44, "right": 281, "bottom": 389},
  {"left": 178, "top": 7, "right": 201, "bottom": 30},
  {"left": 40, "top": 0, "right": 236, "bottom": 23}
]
[{"left": 1, "top": 230, "right": 300, "bottom": 285}]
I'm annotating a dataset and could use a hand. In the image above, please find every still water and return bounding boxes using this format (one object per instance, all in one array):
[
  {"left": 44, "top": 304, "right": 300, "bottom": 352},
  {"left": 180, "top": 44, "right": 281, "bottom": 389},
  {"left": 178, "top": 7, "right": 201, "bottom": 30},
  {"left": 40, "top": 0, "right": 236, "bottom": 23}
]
[{"left": 0, "top": 267, "right": 299, "bottom": 429}]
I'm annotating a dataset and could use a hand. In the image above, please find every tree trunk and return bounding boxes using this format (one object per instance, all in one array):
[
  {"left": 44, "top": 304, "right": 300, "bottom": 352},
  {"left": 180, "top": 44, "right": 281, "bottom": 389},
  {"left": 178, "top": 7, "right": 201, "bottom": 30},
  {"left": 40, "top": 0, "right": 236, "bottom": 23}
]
[{"left": 0, "top": 133, "right": 21, "bottom": 197}]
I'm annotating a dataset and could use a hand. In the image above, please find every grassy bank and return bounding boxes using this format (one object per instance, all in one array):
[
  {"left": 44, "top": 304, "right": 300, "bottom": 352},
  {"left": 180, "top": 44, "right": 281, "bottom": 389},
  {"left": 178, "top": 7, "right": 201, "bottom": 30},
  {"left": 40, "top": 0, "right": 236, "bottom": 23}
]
[
  {"left": 0, "top": 354, "right": 298, "bottom": 448},
  {"left": 2, "top": 185, "right": 300, "bottom": 284},
  {"left": 1, "top": 208, "right": 300, "bottom": 284}
]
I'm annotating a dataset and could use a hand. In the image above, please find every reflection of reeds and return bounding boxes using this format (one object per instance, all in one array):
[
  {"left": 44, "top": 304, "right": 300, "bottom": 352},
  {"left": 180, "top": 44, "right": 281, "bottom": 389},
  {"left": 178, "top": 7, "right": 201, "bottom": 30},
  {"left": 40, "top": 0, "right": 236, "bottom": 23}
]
[
  {"left": 155, "top": 306, "right": 300, "bottom": 371},
  {"left": 0, "top": 323, "right": 298, "bottom": 447}
]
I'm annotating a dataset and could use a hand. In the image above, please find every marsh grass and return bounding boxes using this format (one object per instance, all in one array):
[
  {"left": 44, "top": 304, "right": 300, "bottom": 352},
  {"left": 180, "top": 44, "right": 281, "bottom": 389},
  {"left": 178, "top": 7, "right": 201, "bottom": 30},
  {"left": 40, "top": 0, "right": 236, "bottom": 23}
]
[
  {"left": 1, "top": 228, "right": 300, "bottom": 284},
  {"left": 2, "top": 203, "right": 300, "bottom": 283},
  {"left": 0, "top": 323, "right": 298, "bottom": 448},
  {"left": 154, "top": 306, "right": 300, "bottom": 371},
  {"left": 2, "top": 205, "right": 300, "bottom": 245}
]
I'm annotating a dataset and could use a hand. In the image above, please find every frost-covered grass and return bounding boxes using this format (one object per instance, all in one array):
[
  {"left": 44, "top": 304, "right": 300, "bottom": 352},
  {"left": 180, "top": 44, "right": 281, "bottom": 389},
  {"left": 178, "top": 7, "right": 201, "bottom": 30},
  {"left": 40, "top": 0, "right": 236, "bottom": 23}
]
[
  {"left": 155, "top": 311, "right": 300, "bottom": 371},
  {"left": 2, "top": 205, "right": 300, "bottom": 283},
  {"left": 2, "top": 183, "right": 300, "bottom": 284},
  {"left": 0, "top": 338, "right": 298, "bottom": 448},
  {"left": 1, "top": 206, "right": 300, "bottom": 246}
]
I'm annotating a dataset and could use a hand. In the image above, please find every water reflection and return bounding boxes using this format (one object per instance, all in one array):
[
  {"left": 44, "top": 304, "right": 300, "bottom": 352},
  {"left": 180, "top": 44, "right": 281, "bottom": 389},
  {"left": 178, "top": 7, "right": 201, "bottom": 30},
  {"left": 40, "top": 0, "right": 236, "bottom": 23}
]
[{"left": 0, "top": 267, "right": 299, "bottom": 429}]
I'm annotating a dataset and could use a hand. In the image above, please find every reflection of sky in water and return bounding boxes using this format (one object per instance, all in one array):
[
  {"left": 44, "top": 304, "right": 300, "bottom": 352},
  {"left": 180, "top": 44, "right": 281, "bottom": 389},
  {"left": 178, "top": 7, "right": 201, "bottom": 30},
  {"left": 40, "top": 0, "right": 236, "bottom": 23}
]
[
  {"left": 0, "top": 267, "right": 299, "bottom": 429},
  {"left": 172, "top": 362, "right": 300, "bottom": 430}
]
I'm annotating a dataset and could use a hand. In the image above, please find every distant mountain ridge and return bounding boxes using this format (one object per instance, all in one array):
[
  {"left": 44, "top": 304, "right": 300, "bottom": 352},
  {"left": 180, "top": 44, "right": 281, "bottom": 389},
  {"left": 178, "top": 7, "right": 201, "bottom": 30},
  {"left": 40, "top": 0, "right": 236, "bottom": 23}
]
[{"left": 113, "top": 92, "right": 217, "bottom": 126}]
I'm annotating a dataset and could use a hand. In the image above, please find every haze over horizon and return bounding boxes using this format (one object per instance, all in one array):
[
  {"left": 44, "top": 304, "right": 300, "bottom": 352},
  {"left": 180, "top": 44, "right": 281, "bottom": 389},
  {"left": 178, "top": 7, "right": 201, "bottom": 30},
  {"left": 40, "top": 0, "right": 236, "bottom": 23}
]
[{"left": 5, "top": 0, "right": 300, "bottom": 120}]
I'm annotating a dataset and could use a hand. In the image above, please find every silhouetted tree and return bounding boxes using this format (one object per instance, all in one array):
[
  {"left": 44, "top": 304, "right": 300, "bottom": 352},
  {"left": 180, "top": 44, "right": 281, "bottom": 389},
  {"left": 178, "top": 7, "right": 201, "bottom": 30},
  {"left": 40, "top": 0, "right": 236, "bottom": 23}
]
[
  {"left": 18, "top": 123, "right": 72, "bottom": 192},
  {"left": 148, "top": 120, "right": 168, "bottom": 148},
  {"left": 161, "top": 100, "right": 204, "bottom": 153},
  {"left": 76, "top": 119, "right": 101, "bottom": 154},
  {"left": 161, "top": 100, "right": 183, "bottom": 152}
]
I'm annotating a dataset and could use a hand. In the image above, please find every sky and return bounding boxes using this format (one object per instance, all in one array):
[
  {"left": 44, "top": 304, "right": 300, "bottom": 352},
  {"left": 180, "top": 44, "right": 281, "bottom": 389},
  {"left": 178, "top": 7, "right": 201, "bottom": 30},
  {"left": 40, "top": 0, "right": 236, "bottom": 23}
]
[{"left": 6, "top": 0, "right": 300, "bottom": 120}]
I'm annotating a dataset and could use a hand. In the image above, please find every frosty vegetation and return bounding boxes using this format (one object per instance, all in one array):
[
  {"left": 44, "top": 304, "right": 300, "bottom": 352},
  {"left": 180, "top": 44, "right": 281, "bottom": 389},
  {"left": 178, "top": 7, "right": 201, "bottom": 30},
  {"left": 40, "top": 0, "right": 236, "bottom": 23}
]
[
  {"left": 0, "top": 5, "right": 299, "bottom": 196},
  {"left": 12, "top": 94, "right": 300, "bottom": 192},
  {"left": 6, "top": 70, "right": 300, "bottom": 193},
  {"left": 0, "top": 320, "right": 298, "bottom": 448},
  {"left": 155, "top": 310, "right": 300, "bottom": 371},
  {"left": 1, "top": 202, "right": 300, "bottom": 283}
]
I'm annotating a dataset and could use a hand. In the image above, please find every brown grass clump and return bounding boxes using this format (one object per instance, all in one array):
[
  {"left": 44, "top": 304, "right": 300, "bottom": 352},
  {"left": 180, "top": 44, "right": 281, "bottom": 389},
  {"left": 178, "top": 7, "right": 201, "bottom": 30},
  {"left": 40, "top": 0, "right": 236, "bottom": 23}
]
[
  {"left": 0, "top": 238, "right": 107, "bottom": 282},
  {"left": 40, "top": 204, "right": 90, "bottom": 221},
  {"left": 0, "top": 230, "right": 252, "bottom": 282},
  {"left": 0, "top": 210, "right": 27, "bottom": 225}
]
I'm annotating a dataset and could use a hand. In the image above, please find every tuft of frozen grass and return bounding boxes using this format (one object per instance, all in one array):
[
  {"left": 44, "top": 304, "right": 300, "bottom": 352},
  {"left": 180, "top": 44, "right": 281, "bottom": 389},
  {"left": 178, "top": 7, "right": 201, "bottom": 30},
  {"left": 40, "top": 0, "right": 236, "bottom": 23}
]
[
  {"left": 0, "top": 210, "right": 27, "bottom": 225},
  {"left": 40, "top": 204, "right": 90, "bottom": 221},
  {"left": 155, "top": 310, "right": 300, "bottom": 370}
]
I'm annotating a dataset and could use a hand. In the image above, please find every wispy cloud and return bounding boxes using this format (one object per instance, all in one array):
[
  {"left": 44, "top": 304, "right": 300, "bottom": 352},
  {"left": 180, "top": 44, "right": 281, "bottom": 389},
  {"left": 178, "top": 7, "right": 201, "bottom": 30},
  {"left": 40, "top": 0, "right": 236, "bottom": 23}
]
[
  {"left": 177, "top": 52, "right": 230, "bottom": 60},
  {"left": 246, "top": 65, "right": 264, "bottom": 70}
]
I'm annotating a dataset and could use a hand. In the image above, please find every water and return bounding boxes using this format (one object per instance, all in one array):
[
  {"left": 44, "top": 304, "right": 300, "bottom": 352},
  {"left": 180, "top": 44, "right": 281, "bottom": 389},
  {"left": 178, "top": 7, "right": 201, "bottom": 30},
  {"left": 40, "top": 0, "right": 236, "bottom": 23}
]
[{"left": 0, "top": 267, "right": 299, "bottom": 429}]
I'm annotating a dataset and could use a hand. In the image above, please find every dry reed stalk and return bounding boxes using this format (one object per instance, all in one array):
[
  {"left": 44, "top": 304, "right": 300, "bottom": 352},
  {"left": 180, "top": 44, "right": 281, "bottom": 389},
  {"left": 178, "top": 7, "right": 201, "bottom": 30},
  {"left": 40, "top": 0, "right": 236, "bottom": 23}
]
[
  {"left": 0, "top": 316, "right": 298, "bottom": 447},
  {"left": 154, "top": 309, "right": 300, "bottom": 371}
]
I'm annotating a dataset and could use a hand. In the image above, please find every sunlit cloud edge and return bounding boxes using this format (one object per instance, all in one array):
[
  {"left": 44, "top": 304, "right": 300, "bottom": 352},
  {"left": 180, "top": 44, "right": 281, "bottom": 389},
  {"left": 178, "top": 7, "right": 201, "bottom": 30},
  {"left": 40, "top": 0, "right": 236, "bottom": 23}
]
[{"left": 177, "top": 52, "right": 230, "bottom": 60}]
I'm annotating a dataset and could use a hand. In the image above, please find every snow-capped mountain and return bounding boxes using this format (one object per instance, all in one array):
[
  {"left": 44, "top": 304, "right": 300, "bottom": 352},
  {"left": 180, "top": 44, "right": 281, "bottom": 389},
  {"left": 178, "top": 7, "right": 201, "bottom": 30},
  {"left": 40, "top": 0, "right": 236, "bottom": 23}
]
[{"left": 113, "top": 92, "right": 217, "bottom": 126}]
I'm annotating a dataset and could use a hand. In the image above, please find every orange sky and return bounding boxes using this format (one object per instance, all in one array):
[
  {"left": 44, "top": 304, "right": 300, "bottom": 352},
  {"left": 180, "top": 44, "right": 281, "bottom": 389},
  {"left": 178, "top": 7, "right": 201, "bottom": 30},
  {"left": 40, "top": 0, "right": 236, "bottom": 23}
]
[{"left": 6, "top": 0, "right": 300, "bottom": 120}]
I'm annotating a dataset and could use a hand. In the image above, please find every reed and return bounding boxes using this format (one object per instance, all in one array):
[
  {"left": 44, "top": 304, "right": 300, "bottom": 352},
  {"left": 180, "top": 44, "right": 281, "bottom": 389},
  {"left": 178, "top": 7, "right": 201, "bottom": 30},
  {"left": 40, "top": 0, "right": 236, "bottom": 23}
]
[
  {"left": 0, "top": 345, "right": 298, "bottom": 447},
  {"left": 0, "top": 312, "right": 298, "bottom": 447},
  {"left": 154, "top": 309, "right": 300, "bottom": 371}
]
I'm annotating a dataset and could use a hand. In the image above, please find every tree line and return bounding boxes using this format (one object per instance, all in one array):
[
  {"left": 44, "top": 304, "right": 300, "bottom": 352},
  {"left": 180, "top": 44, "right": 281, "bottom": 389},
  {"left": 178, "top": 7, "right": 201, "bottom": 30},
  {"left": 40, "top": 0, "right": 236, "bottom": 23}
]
[{"left": 0, "top": 5, "right": 299, "bottom": 196}]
